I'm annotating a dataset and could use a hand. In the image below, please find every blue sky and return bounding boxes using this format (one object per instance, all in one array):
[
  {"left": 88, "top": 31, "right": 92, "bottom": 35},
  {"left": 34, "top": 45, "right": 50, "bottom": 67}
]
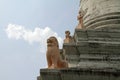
[{"left": 0, "top": 0, "right": 80, "bottom": 80}]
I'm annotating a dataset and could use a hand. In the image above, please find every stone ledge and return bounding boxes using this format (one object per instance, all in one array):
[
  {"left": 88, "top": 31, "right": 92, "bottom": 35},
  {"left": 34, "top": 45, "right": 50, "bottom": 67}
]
[
  {"left": 39, "top": 68, "right": 120, "bottom": 80},
  {"left": 63, "top": 41, "right": 120, "bottom": 55}
]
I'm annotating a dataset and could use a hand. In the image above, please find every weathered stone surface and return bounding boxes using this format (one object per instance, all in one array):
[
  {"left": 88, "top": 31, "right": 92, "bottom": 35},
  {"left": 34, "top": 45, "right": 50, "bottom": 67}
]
[
  {"left": 74, "top": 29, "right": 120, "bottom": 42},
  {"left": 39, "top": 68, "right": 120, "bottom": 80},
  {"left": 40, "top": 69, "right": 61, "bottom": 80},
  {"left": 79, "top": 0, "right": 120, "bottom": 29},
  {"left": 63, "top": 29, "right": 120, "bottom": 68}
]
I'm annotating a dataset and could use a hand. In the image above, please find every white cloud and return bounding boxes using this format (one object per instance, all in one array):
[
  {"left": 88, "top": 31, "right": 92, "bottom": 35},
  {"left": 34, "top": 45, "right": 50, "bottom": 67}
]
[{"left": 5, "top": 23, "right": 63, "bottom": 48}]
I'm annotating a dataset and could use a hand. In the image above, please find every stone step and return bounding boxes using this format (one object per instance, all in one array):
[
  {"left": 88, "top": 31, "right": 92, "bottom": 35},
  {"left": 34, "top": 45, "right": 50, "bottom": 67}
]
[
  {"left": 63, "top": 29, "right": 120, "bottom": 68},
  {"left": 40, "top": 69, "right": 61, "bottom": 80},
  {"left": 78, "top": 61, "right": 120, "bottom": 69},
  {"left": 63, "top": 41, "right": 120, "bottom": 68},
  {"left": 39, "top": 68, "right": 120, "bottom": 80},
  {"left": 64, "top": 42, "right": 120, "bottom": 55},
  {"left": 80, "top": 54, "right": 120, "bottom": 61},
  {"left": 74, "top": 29, "right": 120, "bottom": 42}
]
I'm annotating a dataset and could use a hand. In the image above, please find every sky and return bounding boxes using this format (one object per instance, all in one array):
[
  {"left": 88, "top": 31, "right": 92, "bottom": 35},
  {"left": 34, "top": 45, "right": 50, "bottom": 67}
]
[{"left": 0, "top": 0, "right": 80, "bottom": 80}]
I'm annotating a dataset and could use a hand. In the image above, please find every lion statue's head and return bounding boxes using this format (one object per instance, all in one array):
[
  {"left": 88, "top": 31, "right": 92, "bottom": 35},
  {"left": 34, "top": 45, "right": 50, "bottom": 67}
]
[{"left": 47, "top": 36, "right": 59, "bottom": 47}]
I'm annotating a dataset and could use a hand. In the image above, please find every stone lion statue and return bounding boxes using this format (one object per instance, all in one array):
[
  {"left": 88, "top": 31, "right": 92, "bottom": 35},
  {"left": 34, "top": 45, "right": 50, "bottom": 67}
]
[
  {"left": 64, "top": 30, "right": 73, "bottom": 43},
  {"left": 46, "top": 36, "right": 68, "bottom": 69}
]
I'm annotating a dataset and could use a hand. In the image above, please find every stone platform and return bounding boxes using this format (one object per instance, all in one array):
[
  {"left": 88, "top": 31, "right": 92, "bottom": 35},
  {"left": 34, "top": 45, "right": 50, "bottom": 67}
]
[
  {"left": 37, "top": 29, "right": 120, "bottom": 80},
  {"left": 37, "top": 0, "right": 120, "bottom": 80},
  {"left": 38, "top": 68, "right": 120, "bottom": 80},
  {"left": 64, "top": 29, "right": 120, "bottom": 68}
]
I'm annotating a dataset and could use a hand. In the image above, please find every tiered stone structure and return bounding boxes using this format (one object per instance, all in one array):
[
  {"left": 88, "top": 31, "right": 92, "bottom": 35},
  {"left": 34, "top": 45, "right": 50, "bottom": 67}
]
[
  {"left": 65, "top": 29, "right": 120, "bottom": 68},
  {"left": 65, "top": 0, "right": 120, "bottom": 69},
  {"left": 37, "top": 0, "right": 120, "bottom": 80}
]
